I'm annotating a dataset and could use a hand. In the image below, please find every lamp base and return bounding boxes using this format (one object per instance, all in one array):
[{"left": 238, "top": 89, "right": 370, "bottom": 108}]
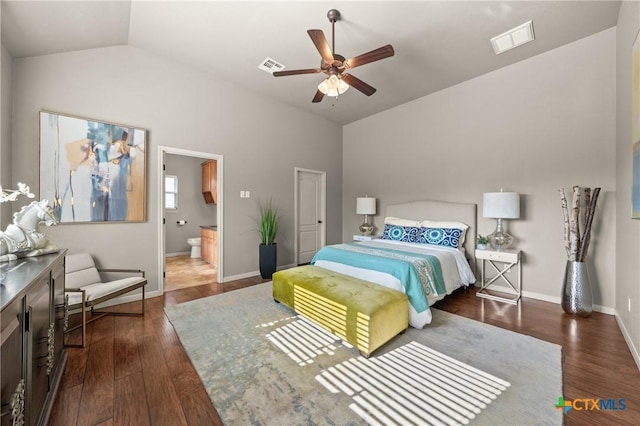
[
  {"left": 488, "top": 218, "right": 514, "bottom": 251},
  {"left": 359, "top": 215, "right": 374, "bottom": 236}
]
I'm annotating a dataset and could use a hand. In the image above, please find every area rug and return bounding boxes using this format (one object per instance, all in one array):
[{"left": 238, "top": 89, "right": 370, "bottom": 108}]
[{"left": 165, "top": 282, "right": 563, "bottom": 425}]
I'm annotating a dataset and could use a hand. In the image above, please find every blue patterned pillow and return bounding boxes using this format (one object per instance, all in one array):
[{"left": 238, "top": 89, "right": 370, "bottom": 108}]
[
  {"left": 382, "top": 224, "right": 420, "bottom": 242},
  {"left": 416, "top": 227, "right": 464, "bottom": 248}
]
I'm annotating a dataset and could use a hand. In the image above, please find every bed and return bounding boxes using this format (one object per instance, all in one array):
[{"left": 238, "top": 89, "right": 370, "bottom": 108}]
[{"left": 311, "top": 200, "right": 477, "bottom": 329}]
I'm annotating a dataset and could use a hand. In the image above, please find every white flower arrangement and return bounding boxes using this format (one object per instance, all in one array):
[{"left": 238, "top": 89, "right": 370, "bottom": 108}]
[{"left": 0, "top": 182, "right": 35, "bottom": 203}]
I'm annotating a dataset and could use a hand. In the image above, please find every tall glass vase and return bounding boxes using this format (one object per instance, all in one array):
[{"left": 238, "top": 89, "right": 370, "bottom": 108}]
[{"left": 561, "top": 260, "right": 593, "bottom": 317}]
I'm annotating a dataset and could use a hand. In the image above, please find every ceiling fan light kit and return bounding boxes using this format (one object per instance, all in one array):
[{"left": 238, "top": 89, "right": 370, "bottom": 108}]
[
  {"left": 272, "top": 9, "right": 394, "bottom": 103},
  {"left": 318, "top": 74, "right": 349, "bottom": 97}
]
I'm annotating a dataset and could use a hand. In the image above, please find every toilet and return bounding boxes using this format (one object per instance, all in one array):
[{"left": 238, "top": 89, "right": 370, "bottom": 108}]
[{"left": 187, "top": 237, "right": 201, "bottom": 258}]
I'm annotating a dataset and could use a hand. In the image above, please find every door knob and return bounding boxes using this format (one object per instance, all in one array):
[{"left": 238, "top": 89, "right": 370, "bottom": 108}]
[{"left": 318, "top": 220, "right": 323, "bottom": 224}]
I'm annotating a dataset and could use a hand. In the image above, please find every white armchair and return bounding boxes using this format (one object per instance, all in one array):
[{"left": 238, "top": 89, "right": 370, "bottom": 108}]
[{"left": 64, "top": 253, "right": 147, "bottom": 347}]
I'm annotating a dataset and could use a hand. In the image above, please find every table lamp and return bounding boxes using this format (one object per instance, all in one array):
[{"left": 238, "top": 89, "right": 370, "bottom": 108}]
[
  {"left": 356, "top": 197, "right": 376, "bottom": 236},
  {"left": 483, "top": 191, "right": 520, "bottom": 250}
]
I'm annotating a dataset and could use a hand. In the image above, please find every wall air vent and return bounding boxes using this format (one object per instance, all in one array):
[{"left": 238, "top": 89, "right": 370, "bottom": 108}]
[
  {"left": 258, "top": 57, "right": 285, "bottom": 74},
  {"left": 490, "top": 20, "right": 535, "bottom": 55}
]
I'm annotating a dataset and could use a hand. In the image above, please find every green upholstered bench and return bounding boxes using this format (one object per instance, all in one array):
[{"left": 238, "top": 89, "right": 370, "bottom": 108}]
[{"left": 272, "top": 265, "right": 409, "bottom": 357}]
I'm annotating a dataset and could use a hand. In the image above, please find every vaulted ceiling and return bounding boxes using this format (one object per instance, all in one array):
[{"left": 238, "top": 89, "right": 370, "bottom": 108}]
[{"left": 1, "top": 1, "right": 621, "bottom": 124}]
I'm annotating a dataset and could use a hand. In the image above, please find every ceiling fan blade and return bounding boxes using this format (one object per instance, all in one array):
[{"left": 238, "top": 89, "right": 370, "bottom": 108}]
[
  {"left": 273, "top": 68, "right": 321, "bottom": 77},
  {"left": 341, "top": 74, "right": 376, "bottom": 96},
  {"left": 307, "top": 29, "right": 334, "bottom": 63},
  {"left": 345, "top": 44, "right": 395, "bottom": 69},
  {"left": 312, "top": 90, "right": 325, "bottom": 103}
]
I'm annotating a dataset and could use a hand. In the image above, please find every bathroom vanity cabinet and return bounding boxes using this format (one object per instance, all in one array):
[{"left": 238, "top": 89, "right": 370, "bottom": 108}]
[
  {"left": 0, "top": 251, "right": 67, "bottom": 426},
  {"left": 200, "top": 227, "right": 217, "bottom": 266},
  {"left": 201, "top": 160, "right": 217, "bottom": 204}
]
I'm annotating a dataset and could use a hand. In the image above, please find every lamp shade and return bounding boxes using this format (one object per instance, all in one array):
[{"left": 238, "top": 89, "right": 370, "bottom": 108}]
[
  {"left": 483, "top": 192, "right": 520, "bottom": 219},
  {"left": 356, "top": 197, "right": 376, "bottom": 215}
]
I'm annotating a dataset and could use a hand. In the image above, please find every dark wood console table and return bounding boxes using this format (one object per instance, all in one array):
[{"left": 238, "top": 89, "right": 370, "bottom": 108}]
[{"left": 1, "top": 250, "right": 67, "bottom": 426}]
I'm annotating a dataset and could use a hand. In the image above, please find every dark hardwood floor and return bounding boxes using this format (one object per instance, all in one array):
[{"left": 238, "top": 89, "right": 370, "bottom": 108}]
[
  {"left": 49, "top": 279, "right": 639, "bottom": 425},
  {"left": 433, "top": 288, "right": 640, "bottom": 426}
]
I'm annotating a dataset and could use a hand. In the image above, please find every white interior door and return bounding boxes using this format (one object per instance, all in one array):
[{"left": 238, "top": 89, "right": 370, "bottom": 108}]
[{"left": 296, "top": 169, "right": 325, "bottom": 264}]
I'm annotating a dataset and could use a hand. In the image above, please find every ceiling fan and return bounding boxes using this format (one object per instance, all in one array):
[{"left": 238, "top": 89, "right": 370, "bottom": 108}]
[{"left": 273, "top": 9, "right": 395, "bottom": 103}]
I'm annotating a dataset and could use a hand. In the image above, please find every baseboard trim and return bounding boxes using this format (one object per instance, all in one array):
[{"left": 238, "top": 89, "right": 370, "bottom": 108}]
[
  {"left": 474, "top": 284, "right": 560, "bottom": 304},
  {"left": 221, "top": 264, "right": 296, "bottom": 283},
  {"left": 615, "top": 311, "right": 640, "bottom": 371},
  {"left": 222, "top": 270, "right": 260, "bottom": 283},
  {"left": 475, "top": 284, "right": 614, "bottom": 314},
  {"left": 166, "top": 252, "right": 190, "bottom": 257},
  {"left": 522, "top": 290, "right": 561, "bottom": 304},
  {"left": 593, "top": 304, "right": 616, "bottom": 315},
  {"left": 68, "top": 289, "right": 162, "bottom": 315},
  {"left": 279, "top": 263, "right": 296, "bottom": 271}
]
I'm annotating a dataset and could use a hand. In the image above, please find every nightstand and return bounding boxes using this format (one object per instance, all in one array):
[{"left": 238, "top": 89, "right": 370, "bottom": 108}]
[
  {"left": 353, "top": 235, "right": 379, "bottom": 241},
  {"left": 475, "top": 248, "right": 522, "bottom": 304}
]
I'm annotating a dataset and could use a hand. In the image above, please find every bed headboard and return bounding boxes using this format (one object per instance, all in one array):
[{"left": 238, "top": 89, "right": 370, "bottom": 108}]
[{"left": 385, "top": 200, "right": 477, "bottom": 273}]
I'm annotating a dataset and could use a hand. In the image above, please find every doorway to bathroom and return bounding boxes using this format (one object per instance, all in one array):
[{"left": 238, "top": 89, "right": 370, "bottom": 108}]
[{"left": 157, "top": 146, "right": 223, "bottom": 293}]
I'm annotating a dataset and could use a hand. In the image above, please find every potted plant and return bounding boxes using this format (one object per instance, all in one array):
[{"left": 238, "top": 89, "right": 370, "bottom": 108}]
[
  {"left": 477, "top": 235, "right": 489, "bottom": 250},
  {"left": 257, "top": 198, "right": 279, "bottom": 279}
]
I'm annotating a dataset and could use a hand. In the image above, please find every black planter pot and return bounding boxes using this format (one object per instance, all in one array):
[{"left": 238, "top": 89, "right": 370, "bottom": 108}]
[{"left": 259, "top": 243, "right": 277, "bottom": 279}]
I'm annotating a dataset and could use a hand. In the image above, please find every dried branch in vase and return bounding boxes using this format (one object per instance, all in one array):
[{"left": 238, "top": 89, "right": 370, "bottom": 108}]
[{"left": 558, "top": 186, "right": 601, "bottom": 262}]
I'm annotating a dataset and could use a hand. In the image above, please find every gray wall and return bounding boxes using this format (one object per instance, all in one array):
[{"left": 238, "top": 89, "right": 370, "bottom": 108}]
[
  {"left": 1, "top": 43, "right": 11, "bottom": 228},
  {"left": 615, "top": 1, "right": 640, "bottom": 367},
  {"left": 164, "top": 153, "right": 216, "bottom": 255},
  {"left": 344, "top": 28, "right": 617, "bottom": 309},
  {"left": 11, "top": 45, "right": 343, "bottom": 294}
]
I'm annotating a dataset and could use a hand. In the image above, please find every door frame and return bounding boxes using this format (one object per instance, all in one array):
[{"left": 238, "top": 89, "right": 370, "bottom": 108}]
[
  {"left": 294, "top": 167, "right": 326, "bottom": 265},
  {"left": 157, "top": 146, "right": 224, "bottom": 293}
]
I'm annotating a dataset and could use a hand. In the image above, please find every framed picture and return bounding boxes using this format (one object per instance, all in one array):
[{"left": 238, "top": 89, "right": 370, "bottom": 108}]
[
  {"left": 39, "top": 111, "right": 147, "bottom": 223},
  {"left": 633, "top": 29, "right": 640, "bottom": 219}
]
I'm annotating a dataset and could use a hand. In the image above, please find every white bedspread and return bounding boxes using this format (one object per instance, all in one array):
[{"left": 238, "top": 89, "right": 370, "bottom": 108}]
[{"left": 314, "top": 239, "right": 475, "bottom": 329}]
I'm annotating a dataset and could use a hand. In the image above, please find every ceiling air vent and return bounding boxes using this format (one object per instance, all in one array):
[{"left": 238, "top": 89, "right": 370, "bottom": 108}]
[
  {"left": 490, "top": 20, "right": 535, "bottom": 55},
  {"left": 258, "top": 57, "right": 285, "bottom": 74}
]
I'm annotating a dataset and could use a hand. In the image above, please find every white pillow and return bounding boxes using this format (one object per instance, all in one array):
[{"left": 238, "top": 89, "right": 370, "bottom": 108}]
[
  {"left": 384, "top": 216, "right": 421, "bottom": 227},
  {"left": 419, "top": 220, "right": 470, "bottom": 230}
]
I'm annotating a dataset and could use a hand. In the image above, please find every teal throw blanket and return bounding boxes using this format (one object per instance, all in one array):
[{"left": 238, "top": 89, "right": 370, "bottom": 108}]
[{"left": 311, "top": 243, "right": 445, "bottom": 313}]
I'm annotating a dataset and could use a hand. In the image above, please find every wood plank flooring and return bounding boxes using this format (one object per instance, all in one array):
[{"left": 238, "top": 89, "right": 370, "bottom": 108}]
[
  {"left": 49, "top": 280, "right": 639, "bottom": 425},
  {"left": 165, "top": 255, "right": 217, "bottom": 292},
  {"left": 433, "top": 289, "right": 640, "bottom": 426}
]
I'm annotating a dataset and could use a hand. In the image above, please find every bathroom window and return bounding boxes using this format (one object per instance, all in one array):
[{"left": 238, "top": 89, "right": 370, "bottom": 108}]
[{"left": 165, "top": 175, "right": 178, "bottom": 210}]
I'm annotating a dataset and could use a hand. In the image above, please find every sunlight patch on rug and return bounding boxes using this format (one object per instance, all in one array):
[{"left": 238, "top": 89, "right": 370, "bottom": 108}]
[
  {"left": 316, "top": 341, "right": 511, "bottom": 426},
  {"left": 261, "top": 316, "right": 347, "bottom": 366}
]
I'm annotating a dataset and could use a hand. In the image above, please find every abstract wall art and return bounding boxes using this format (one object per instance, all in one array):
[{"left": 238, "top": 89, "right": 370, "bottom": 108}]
[{"left": 39, "top": 111, "right": 147, "bottom": 223}]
